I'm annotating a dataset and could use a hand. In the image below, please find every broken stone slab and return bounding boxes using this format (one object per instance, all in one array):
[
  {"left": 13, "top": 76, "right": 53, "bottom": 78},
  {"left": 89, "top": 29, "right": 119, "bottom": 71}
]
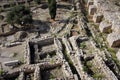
[
  {"left": 4, "top": 42, "right": 22, "bottom": 47},
  {"left": 107, "top": 32, "right": 120, "bottom": 47},
  {"left": 87, "top": 0, "right": 94, "bottom": 7},
  {"left": 116, "top": 49, "right": 120, "bottom": 62},
  {"left": 3, "top": 60, "right": 21, "bottom": 67},
  {"left": 99, "top": 20, "right": 112, "bottom": 33},
  {"left": 88, "top": 5, "right": 97, "bottom": 15},
  {"left": 93, "top": 13, "right": 103, "bottom": 23}
]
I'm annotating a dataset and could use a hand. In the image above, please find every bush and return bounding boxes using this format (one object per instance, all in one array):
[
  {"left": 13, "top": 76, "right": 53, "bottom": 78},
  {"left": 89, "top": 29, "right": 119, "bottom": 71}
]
[{"left": 6, "top": 5, "right": 33, "bottom": 26}]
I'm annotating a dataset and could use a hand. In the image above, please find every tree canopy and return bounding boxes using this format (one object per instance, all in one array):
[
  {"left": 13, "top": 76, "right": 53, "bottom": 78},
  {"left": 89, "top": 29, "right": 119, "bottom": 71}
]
[
  {"left": 48, "top": 0, "right": 57, "bottom": 20},
  {"left": 6, "top": 5, "right": 33, "bottom": 26}
]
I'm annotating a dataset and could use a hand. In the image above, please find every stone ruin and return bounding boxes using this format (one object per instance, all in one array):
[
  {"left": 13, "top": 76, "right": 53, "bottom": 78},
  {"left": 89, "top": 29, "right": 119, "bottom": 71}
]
[
  {"left": 107, "top": 32, "right": 120, "bottom": 47},
  {"left": 87, "top": 0, "right": 120, "bottom": 47}
]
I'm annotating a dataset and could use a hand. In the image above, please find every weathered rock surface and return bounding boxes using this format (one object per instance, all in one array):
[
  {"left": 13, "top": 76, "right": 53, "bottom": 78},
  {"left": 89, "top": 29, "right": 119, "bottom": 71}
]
[
  {"left": 88, "top": 5, "right": 97, "bottom": 15},
  {"left": 93, "top": 13, "right": 103, "bottom": 23},
  {"left": 99, "top": 20, "right": 112, "bottom": 33},
  {"left": 107, "top": 32, "right": 120, "bottom": 47},
  {"left": 116, "top": 49, "right": 120, "bottom": 62}
]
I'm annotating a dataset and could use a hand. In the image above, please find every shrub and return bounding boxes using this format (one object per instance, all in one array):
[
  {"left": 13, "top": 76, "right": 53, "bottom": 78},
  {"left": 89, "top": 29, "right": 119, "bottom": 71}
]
[{"left": 6, "top": 5, "right": 33, "bottom": 26}]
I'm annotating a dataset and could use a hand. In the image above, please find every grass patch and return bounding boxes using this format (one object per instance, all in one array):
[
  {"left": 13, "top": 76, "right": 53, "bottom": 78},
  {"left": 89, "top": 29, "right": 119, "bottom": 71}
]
[
  {"left": 92, "top": 73, "right": 105, "bottom": 79},
  {"left": 80, "top": 42, "right": 86, "bottom": 49},
  {"left": 0, "top": 69, "right": 4, "bottom": 76}
]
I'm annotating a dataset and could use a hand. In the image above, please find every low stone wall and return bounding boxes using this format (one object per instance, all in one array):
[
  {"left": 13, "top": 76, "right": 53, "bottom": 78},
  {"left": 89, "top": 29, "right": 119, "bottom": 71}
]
[
  {"left": 68, "top": 36, "right": 93, "bottom": 80},
  {"left": 54, "top": 38, "right": 73, "bottom": 77},
  {"left": 4, "top": 62, "right": 62, "bottom": 78},
  {"left": 24, "top": 40, "right": 31, "bottom": 64},
  {"left": 30, "top": 37, "right": 54, "bottom": 46}
]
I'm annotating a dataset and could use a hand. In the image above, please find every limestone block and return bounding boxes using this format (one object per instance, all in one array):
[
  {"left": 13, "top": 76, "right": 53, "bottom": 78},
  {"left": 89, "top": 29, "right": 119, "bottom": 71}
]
[
  {"left": 89, "top": 5, "right": 97, "bottom": 15},
  {"left": 112, "top": 24, "right": 120, "bottom": 34},
  {"left": 99, "top": 20, "right": 112, "bottom": 33},
  {"left": 116, "top": 49, "right": 120, "bottom": 62},
  {"left": 93, "top": 13, "right": 103, "bottom": 23},
  {"left": 112, "top": 19, "right": 120, "bottom": 33},
  {"left": 107, "top": 32, "right": 120, "bottom": 47},
  {"left": 116, "top": 12, "right": 120, "bottom": 20},
  {"left": 87, "top": 0, "right": 94, "bottom": 7}
]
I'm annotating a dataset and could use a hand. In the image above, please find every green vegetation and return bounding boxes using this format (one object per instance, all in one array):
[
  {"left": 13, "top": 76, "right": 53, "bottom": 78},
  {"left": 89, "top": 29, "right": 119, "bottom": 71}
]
[
  {"left": 49, "top": 73, "right": 55, "bottom": 79},
  {"left": 48, "top": 0, "right": 57, "bottom": 20},
  {"left": 12, "top": 52, "right": 17, "bottom": 57},
  {"left": 80, "top": 42, "right": 86, "bottom": 49},
  {"left": 107, "top": 48, "right": 120, "bottom": 70},
  {"left": 83, "top": 61, "right": 93, "bottom": 75},
  {"left": 0, "top": 69, "right": 4, "bottom": 76},
  {"left": 0, "top": 15, "right": 4, "bottom": 21},
  {"left": 92, "top": 73, "right": 105, "bottom": 79},
  {"left": 0, "top": 8, "right": 4, "bottom": 12},
  {"left": 6, "top": 5, "right": 33, "bottom": 26},
  {"left": 34, "top": 0, "right": 41, "bottom": 4}
]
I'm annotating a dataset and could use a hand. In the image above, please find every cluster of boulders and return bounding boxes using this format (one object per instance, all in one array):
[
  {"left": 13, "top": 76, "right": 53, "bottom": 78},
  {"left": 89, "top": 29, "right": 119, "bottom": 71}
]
[{"left": 88, "top": 0, "right": 120, "bottom": 47}]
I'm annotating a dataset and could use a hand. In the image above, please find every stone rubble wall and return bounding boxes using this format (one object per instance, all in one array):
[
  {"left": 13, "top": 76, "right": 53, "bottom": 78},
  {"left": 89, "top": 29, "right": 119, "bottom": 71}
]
[
  {"left": 54, "top": 38, "right": 74, "bottom": 77},
  {"left": 18, "top": 72, "right": 25, "bottom": 80},
  {"left": 4, "top": 62, "right": 62, "bottom": 78},
  {"left": 24, "top": 40, "right": 31, "bottom": 64},
  {"left": 62, "top": 37, "right": 73, "bottom": 54},
  {"left": 69, "top": 36, "right": 94, "bottom": 80},
  {"left": 34, "top": 66, "right": 41, "bottom": 80},
  {"left": 90, "top": 40, "right": 118, "bottom": 80},
  {"left": 30, "top": 37, "right": 54, "bottom": 46}
]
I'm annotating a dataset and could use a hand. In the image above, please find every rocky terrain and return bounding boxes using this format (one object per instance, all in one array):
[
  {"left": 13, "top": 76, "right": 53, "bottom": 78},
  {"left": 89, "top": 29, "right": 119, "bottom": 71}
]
[{"left": 0, "top": 0, "right": 120, "bottom": 80}]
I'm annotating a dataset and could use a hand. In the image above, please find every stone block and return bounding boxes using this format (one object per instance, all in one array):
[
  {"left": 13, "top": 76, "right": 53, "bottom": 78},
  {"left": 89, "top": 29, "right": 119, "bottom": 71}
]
[
  {"left": 99, "top": 20, "right": 112, "bottom": 33},
  {"left": 112, "top": 19, "right": 120, "bottom": 34},
  {"left": 116, "top": 49, "right": 120, "bottom": 62},
  {"left": 87, "top": 0, "right": 94, "bottom": 7},
  {"left": 89, "top": 5, "right": 97, "bottom": 15},
  {"left": 107, "top": 32, "right": 120, "bottom": 47},
  {"left": 93, "top": 13, "right": 103, "bottom": 23},
  {"left": 112, "top": 24, "right": 120, "bottom": 34}
]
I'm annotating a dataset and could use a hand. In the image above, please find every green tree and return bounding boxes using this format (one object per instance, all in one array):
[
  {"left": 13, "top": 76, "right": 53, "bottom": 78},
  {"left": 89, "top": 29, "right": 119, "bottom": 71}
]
[
  {"left": 48, "top": 0, "right": 57, "bottom": 20},
  {"left": 6, "top": 5, "right": 33, "bottom": 26}
]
